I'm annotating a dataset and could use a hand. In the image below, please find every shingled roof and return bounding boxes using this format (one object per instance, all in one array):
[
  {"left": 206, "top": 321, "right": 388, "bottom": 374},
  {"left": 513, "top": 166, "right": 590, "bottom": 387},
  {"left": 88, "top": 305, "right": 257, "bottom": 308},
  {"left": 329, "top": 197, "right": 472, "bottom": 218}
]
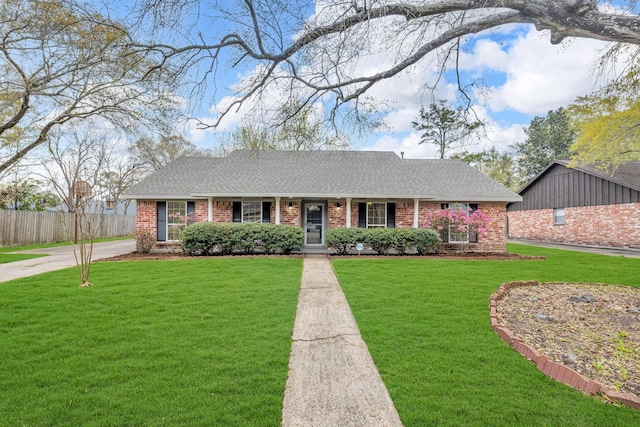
[{"left": 124, "top": 150, "right": 522, "bottom": 202}]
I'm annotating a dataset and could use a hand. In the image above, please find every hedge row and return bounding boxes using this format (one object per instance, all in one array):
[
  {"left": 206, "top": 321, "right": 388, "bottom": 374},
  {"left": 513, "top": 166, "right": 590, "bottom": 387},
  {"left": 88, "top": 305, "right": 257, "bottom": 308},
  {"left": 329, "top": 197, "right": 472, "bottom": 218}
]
[
  {"left": 181, "top": 222, "right": 304, "bottom": 255},
  {"left": 325, "top": 227, "right": 441, "bottom": 255}
]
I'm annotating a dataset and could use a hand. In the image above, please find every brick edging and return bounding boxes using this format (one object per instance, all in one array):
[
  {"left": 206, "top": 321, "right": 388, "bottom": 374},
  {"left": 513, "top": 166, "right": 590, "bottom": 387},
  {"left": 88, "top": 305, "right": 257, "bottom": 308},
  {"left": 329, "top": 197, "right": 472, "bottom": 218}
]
[{"left": 490, "top": 281, "right": 640, "bottom": 410}]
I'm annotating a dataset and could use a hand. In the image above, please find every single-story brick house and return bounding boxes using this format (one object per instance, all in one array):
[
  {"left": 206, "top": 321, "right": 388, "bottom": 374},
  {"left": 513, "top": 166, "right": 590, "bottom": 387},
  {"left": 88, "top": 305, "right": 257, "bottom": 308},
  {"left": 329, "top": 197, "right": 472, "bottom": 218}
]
[
  {"left": 507, "top": 160, "right": 640, "bottom": 249},
  {"left": 124, "top": 150, "right": 522, "bottom": 252}
]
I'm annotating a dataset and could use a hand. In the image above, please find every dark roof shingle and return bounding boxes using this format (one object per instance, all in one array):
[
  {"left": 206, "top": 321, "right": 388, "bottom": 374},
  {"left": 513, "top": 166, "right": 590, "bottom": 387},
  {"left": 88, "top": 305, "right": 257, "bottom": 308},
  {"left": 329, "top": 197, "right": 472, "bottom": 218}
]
[{"left": 125, "top": 150, "right": 521, "bottom": 202}]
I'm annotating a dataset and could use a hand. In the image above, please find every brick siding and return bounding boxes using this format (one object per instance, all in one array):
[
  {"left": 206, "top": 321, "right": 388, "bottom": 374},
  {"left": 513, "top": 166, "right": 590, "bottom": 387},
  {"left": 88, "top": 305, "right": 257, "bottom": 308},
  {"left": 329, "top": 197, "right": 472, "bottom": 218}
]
[
  {"left": 280, "top": 201, "right": 301, "bottom": 226},
  {"left": 136, "top": 201, "right": 156, "bottom": 233},
  {"left": 508, "top": 203, "right": 640, "bottom": 249},
  {"left": 213, "top": 201, "right": 233, "bottom": 223},
  {"left": 328, "top": 202, "right": 347, "bottom": 229},
  {"left": 135, "top": 198, "right": 508, "bottom": 251}
]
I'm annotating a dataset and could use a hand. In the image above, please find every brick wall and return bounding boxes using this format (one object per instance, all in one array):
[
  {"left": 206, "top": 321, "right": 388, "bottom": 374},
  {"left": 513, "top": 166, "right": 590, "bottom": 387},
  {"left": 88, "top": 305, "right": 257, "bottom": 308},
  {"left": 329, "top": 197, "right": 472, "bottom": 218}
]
[
  {"left": 213, "top": 201, "right": 233, "bottom": 222},
  {"left": 328, "top": 202, "right": 347, "bottom": 229},
  {"left": 136, "top": 201, "right": 156, "bottom": 233},
  {"left": 135, "top": 198, "right": 509, "bottom": 251},
  {"left": 508, "top": 203, "right": 640, "bottom": 248},
  {"left": 281, "top": 201, "right": 301, "bottom": 226},
  {"left": 195, "top": 201, "right": 208, "bottom": 222},
  {"left": 416, "top": 201, "right": 507, "bottom": 252},
  {"left": 395, "top": 201, "right": 414, "bottom": 228}
]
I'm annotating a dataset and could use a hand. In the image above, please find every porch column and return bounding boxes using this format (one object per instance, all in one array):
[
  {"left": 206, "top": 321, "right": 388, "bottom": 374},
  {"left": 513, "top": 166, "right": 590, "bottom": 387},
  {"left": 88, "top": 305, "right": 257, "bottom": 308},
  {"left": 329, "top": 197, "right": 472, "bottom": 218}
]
[
  {"left": 275, "top": 197, "right": 281, "bottom": 225},
  {"left": 208, "top": 197, "right": 213, "bottom": 222},
  {"left": 413, "top": 198, "right": 419, "bottom": 228},
  {"left": 346, "top": 198, "right": 352, "bottom": 228}
]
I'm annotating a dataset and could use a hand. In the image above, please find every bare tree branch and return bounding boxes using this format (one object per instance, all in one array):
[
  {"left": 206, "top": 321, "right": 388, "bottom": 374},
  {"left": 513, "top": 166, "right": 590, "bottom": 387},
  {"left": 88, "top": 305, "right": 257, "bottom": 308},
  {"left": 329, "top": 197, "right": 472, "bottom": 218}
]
[{"left": 135, "top": 0, "right": 640, "bottom": 132}]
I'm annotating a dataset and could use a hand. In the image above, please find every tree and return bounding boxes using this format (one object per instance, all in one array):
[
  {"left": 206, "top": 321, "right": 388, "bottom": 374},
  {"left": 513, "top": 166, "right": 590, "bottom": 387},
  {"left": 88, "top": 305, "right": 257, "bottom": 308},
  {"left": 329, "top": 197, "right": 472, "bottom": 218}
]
[
  {"left": 218, "top": 102, "right": 351, "bottom": 154},
  {"left": 41, "top": 131, "right": 110, "bottom": 214},
  {"left": 0, "top": 0, "right": 177, "bottom": 175},
  {"left": 412, "top": 100, "right": 483, "bottom": 159},
  {"left": 567, "top": 72, "right": 640, "bottom": 170},
  {"left": 452, "top": 148, "right": 522, "bottom": 190},
  {"left": 129, "top": 135, "right": 212, "bottom": 171},
  {"left": 0, "top": 178, "right": 58, "bottom": 210},
  {"left": 514, "top": 107, "right": 576, "bottom": 181},
  {"left": 135, "top": 1, "right": 640, "bottom": 130}
]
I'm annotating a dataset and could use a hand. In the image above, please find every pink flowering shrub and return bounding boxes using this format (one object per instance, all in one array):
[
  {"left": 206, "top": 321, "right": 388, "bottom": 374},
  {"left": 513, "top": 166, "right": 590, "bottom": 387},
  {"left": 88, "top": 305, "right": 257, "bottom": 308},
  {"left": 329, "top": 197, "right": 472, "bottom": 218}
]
[{"left": 424, "top": 205, "right": 492, "bottom": 252}]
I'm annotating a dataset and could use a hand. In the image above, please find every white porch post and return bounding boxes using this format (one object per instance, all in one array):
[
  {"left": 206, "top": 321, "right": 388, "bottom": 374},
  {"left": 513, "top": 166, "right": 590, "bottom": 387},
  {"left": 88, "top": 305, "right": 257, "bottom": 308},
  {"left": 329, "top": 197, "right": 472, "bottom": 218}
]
[
  {"left": 346, "top": 198, "right": 352, "bottom": 228},
  {"left": 208, "top": 197, "right": 213, "bottom": 222},
  {"left": 413, "top": 198, "right": 419, "bottom": 228},
  {"left": 275, "top": 197, "right": 281, "bottom": 225}
]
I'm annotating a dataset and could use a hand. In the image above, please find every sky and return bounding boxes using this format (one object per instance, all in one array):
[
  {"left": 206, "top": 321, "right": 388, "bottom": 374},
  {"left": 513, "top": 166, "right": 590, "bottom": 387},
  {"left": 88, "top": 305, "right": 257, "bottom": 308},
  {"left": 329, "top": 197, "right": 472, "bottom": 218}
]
[{"left": 110, "top": 1, "right": 633, "bottom": 160}]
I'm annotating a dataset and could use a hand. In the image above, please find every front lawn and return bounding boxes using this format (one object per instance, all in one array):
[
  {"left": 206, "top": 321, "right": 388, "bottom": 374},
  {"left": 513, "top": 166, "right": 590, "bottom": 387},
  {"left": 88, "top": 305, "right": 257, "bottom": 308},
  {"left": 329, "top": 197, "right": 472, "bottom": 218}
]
[
  {"left": 0, "top": 253, "right": 47, "bottom": 264},
  {"left": 0, "top": 236, "right": 132, "bottom": 253},
  {"left": 332, "top": 243, "right": 640, "bottom": 426},
  {"left": 0, "top": 258, "right": 302, "bottom": 426}
]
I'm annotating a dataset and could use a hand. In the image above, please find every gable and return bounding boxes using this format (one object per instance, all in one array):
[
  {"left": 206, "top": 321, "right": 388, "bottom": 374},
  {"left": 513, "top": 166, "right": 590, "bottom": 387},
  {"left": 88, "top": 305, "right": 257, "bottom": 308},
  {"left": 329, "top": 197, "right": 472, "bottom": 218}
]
[{"left": 509, "top": 161, "right": 640, "bottom": 211}]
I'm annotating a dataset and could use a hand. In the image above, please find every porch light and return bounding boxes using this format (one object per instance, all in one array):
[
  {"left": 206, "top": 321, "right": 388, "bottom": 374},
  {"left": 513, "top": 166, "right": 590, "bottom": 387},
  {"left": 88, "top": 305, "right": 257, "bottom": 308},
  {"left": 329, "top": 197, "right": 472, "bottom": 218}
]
[
  {"left": 336, "top": 202, "right": 341, "bottom": 209},
  {"left": 288, "top": 201, "right": 293, "bottom": 208}
]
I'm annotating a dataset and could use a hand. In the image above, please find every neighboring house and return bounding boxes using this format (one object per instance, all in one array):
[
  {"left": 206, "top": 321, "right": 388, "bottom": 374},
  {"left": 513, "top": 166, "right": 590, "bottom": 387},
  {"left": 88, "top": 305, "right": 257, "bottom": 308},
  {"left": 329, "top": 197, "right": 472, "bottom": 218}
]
[
  {"left": 508, "top": 160, "right": 640, "bottom": 249},
  {"left": 124, "top": 150, "right": 522, "bottom": 252},
  {"left": 47, "top": 200, "right": 136, "bottom": 216}
]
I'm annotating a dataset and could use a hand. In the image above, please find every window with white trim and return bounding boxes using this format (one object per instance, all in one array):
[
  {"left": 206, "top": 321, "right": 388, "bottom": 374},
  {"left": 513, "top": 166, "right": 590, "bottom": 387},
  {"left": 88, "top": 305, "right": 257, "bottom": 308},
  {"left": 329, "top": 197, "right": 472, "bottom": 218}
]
[
  {"left": 554, "top": 208, "right": 565, "bottom": 225},
  {"left": 447, "top": 203, "right": 470, "bottom": 243},
  {"left": 367, "top": 202, "right": 386, "bottom": 228},
  {"left": 242, "top": 201, "right": 262, "bottom": 223},
  {"left": 167, "top": 201, "right": 187, "bottom": 241},
  {"left": 439, "top": 203, "right": 479, "bottom": 244}
]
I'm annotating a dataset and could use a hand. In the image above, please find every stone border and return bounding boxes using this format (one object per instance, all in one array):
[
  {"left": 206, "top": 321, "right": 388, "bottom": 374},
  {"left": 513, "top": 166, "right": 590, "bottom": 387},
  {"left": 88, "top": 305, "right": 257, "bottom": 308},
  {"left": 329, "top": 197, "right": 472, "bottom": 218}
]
[{"left": 490, "top": 280, "right": 640, "bottom": 410}]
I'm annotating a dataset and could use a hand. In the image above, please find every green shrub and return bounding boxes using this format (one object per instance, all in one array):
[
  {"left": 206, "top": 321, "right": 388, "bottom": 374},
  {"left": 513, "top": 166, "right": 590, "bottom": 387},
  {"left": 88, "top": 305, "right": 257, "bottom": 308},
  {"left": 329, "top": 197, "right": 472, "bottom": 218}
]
[
  {"left": 273, "top": 225, "right": 304, "bottom": 254},
  {"left": 391, "top": 228, "right": 411, "bottom": 253},
  {"left": 364, "top": 228, "right": 398, "bottom": 255},
  {"left": 325, "top": 227, "right": 441, "bottom": 255},
  {"left": 405, "top": 228, "right": 441, "bottom": 255},
  {"left": 181, "top": 222, "right": 220, "bottom": 255},
  {"left": 181, "top": 222, "right": 303, "bottom": 256},
  {"left": 325, "top": 228, "right": 365, "bottom": 254}
]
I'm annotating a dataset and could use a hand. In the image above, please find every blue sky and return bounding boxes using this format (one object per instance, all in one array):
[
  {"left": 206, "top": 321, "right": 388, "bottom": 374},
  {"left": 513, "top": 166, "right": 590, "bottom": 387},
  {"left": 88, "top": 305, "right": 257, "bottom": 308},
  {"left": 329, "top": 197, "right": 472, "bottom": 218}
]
[{"left": 105, "top": 1, "right": 632, "bottom": 159}]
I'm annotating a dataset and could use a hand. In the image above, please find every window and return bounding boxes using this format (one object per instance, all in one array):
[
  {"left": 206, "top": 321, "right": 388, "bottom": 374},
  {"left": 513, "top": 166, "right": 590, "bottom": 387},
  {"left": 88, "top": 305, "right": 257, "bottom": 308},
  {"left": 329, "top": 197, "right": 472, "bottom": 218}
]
[
  {"left": 167, "top": 201, "right": 187, "bottom": 241},
  {"left": 367, "top": 202, "right": 386, "bottom": 228},
  {"left": 242, "top": 201, "right": 262, "bottom": 223},
  {"left": 554, "top": 208, "right": 565, "bottom": 225},
  {"left": 441, "top": 203, "right": 479, "bottom": 244}
]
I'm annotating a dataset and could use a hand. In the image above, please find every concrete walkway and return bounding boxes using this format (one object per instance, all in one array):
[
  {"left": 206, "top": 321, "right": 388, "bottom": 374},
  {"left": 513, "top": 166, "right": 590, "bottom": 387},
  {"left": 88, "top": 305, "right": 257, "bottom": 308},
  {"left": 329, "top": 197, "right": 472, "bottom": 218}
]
[
  {"left": 0, "top": 239, "right": 136, "bottom": 283},
  {"left": 282, "top": 255, "right": 403, "bottom": 427}
]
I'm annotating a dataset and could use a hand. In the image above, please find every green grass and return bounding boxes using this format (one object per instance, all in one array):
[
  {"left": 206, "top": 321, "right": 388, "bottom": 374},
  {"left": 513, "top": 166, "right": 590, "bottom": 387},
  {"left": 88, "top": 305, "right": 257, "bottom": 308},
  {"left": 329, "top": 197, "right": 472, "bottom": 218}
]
[
  {"left": 0, "top": 253, "right": 48, "bottom": 264},
  {"left": 0, "top": 236, "right": 131, "bottom": 253},
  {"left": 0, "top": 258, "right": 302, "bottom": 426},
  {"left": 332, "top": 243, "right": 640, "bottom": 426}
]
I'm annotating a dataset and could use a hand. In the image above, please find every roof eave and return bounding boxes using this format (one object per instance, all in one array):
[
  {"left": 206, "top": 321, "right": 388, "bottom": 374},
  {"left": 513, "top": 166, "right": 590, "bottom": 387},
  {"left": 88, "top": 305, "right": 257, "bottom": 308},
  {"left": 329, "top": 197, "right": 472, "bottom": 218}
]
[{"left": 127, "top": 192, "right": 521, "bottom": 203}]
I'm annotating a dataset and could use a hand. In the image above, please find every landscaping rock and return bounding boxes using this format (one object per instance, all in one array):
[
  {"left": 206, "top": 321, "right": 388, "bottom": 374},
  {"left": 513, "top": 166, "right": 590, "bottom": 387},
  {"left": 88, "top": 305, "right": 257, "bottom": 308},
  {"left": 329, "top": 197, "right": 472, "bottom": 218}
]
[
  {"left": 568, "top": 294, "right": 598, "bottom": 304},
  {"left": 562, "top": 353, "right": 577, "bottom": 365},
  {"left": 628, "top": 306, "right": 640, "bottom": 314},
  {"left": 534, "top": 313, "right": 557, "bottom": 322}
]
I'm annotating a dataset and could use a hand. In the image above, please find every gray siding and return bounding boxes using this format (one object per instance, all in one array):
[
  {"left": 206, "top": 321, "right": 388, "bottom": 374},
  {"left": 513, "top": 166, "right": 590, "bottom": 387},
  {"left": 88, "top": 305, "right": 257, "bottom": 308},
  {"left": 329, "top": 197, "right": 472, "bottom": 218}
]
[{"left": 508, "top": 164, "right": 640, "bottom": 211}]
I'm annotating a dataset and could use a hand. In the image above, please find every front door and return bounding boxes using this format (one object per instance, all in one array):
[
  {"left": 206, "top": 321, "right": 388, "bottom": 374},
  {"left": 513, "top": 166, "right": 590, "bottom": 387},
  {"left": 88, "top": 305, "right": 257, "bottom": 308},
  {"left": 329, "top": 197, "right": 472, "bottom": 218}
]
[{"left": 304, "top": 203, "right": 324, "bottom": 245}]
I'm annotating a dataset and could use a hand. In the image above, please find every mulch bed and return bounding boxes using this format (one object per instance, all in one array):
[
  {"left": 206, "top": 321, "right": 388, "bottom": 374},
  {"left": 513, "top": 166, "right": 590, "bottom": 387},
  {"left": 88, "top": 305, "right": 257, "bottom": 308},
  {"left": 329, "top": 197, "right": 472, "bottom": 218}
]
[{"left": 99, "top": 251, "right": 543, "bottom": 262}]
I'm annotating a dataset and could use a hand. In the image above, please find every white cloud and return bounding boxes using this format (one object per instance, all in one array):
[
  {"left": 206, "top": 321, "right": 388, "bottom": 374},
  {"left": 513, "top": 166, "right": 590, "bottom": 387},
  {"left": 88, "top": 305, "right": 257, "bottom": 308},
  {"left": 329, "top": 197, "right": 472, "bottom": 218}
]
[
  {"left": 177, "top": 117, "right": 219, "bottom": 143},
  {"left": 468, "top": 28, "right": 612, "bottom": 114},
  {"left": 368, "top": 132, "right": 440, "bottom": 159}
]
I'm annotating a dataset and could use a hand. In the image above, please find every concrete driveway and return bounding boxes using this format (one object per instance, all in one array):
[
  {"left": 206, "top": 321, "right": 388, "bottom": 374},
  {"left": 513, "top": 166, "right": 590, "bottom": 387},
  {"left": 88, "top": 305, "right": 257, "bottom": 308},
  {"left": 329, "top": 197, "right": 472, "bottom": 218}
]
[
  {"left": 0, "top": 239, "right": 136, "bottom": 283},
  {"left": 509, "top": 239, "right": 640, "bottom": 258}
]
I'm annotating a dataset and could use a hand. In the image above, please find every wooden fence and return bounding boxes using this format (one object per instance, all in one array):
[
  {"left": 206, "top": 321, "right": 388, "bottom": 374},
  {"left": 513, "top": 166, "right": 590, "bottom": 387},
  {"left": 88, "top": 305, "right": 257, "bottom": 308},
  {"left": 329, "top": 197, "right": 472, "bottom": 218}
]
[{"left": 0, "top": 210, "right": 136, "bottom": 247}]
